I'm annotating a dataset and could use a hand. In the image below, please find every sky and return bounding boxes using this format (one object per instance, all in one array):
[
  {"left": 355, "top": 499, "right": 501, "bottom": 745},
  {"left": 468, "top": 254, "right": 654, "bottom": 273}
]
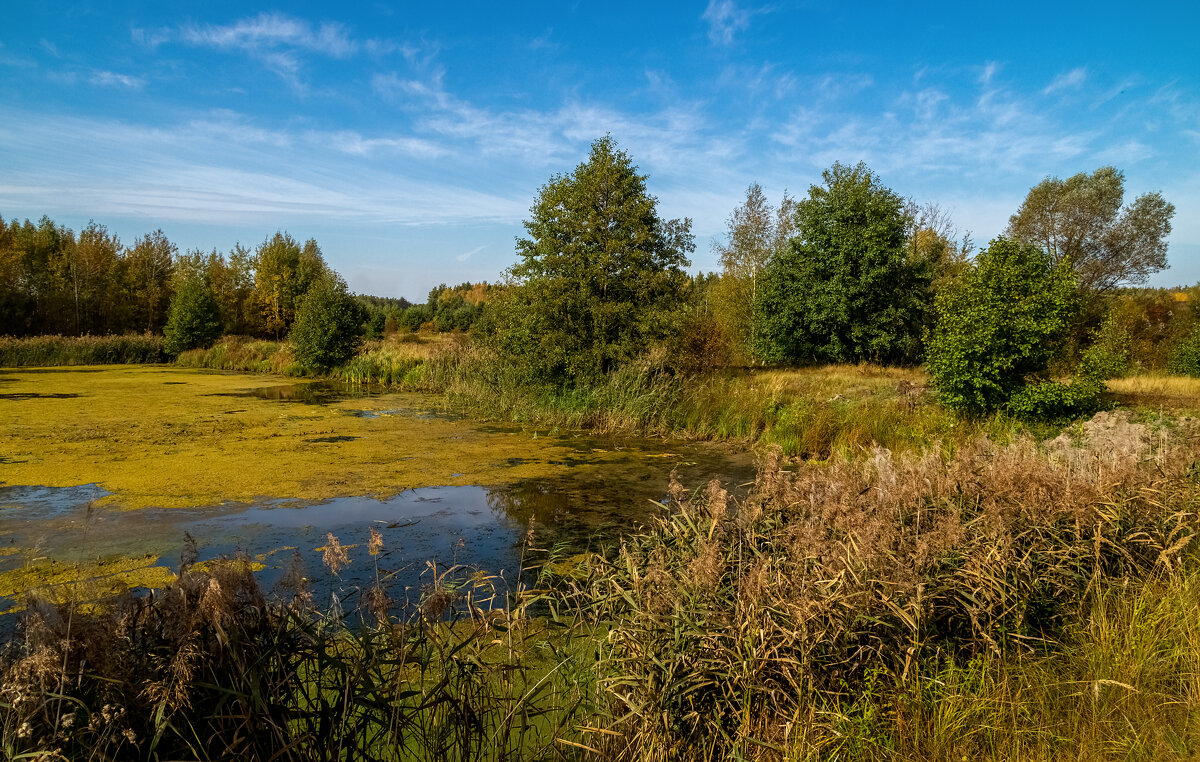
[{"left": 1, "top": 1, "right": 1198, "bottom": 300}]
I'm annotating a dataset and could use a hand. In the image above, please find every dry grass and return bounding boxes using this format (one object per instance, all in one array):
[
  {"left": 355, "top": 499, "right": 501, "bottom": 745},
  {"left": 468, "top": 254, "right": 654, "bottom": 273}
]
[
  {"left": 579, "top": 411, "right": 1200, "bottom": 760},
  {"left": 1107, "top": 374, "right": 1200, "bottom": 410}
]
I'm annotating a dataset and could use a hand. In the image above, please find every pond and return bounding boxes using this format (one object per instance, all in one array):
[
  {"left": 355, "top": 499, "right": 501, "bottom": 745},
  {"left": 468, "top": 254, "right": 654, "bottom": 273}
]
[{"left": 0, "top": 366, "right": 756, "bottom": 615}]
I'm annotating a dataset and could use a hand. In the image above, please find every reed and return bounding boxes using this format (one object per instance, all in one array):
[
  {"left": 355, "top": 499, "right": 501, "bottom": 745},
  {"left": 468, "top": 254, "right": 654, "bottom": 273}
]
[{"left": 0, "top": 334, "right": 168, "bottom": 366}]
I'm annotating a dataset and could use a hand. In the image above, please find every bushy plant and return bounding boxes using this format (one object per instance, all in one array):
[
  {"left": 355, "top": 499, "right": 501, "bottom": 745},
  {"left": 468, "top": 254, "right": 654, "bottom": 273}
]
[
  {"left": 289, "top": 275, "right": 365, "bottom": 372},
  {"left": 1006, "top": 375, "right": 1106, "bottom": 420},
  {"left": 163, "top": 276, "right": 222, "bottom": 355},
  {"left": 1079, "top": 313, "right": 1133, "bottom": 379},
  {"left": 1168, "top": 322, "right": 1200, "bottom": 377},
  {"left": 925, "top": 237, "right": 1079, "bottom": 415}
]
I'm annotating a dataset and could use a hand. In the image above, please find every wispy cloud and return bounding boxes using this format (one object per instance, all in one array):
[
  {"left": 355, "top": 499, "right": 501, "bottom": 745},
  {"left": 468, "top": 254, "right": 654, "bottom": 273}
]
[
  {"left": 90, "top": 70, "right": 145, "bottom": 89},
  {"left": 1043, "top": 66, "right": 1087, "bottom": 95},
  {"left": 183, "top": 12, "right": 356, "bottom": 58},
  {"left": 181, "top": 12, "right": 357, "bottom": 86},
  {"left": 702, "top": 0, "right": 753, "bottom": 45},
  {"left": 455, "top": 244, "right": 485, "bottom": 262}
]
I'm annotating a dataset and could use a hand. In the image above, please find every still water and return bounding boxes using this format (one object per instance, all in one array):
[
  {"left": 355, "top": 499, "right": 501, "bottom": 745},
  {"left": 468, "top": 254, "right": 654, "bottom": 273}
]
[{"left": 0, "top": 377, "right": 756, "bottom": 612}]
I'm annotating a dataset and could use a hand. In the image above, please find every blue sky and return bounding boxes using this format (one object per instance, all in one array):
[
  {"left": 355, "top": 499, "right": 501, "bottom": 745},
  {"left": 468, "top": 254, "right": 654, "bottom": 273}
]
[{"left": 2, "top": 1, "right": 1197, "bottom": 299}]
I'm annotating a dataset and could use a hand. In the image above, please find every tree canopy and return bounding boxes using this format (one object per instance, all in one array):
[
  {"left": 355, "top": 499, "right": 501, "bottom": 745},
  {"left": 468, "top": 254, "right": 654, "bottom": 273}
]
[
  {"left": 710, "top": 184, "right": 796, "bottom": 359},
  {"left": 289, "top": 274, "right": 365, "bottom": 372},
  {"left": 482, "top": 136, "right": 694, "bottom": 382},
  {"left": 925, "top": 237, "right": 1080, "bottom": 415},
  {"left": 751, "top": 162, "right": 932, "bottom": 365},
  {"left": 1006, "top": 166, "right": 1174, "bottom": 294}
]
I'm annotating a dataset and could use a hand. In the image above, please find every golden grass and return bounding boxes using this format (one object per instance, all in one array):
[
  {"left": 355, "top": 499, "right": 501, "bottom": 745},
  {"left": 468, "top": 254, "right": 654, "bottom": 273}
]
[{"left": 1107, "top": 374, "right": 1200, "bottom": 409}]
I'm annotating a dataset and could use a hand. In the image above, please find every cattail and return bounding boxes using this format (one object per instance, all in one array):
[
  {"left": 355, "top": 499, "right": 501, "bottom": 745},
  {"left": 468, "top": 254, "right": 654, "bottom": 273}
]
[{"left": 323, "top": 533, "right": 350, "bottom": 576}]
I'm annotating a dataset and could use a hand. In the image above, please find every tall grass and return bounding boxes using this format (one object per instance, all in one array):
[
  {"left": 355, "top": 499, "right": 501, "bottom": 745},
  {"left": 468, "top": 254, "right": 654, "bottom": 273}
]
[
  {"left": 575, "top": 413, "right": 1200, "bottom": 759},
  {"left": 174, "top": 335, "right": 298, "bottom": 374},
  {"left": 0, "top": 334, "right": 168, "bottom": 366},
  {"left": 0, "top": 541, "right": 596, "bottom": 760}
]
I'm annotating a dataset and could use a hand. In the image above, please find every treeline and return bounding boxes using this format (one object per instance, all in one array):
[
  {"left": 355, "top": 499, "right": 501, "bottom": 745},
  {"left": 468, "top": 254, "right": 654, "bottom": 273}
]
[
  {"left": 360, "top": 281, "right": 492, "bottom": 338},
  {"left": 0, "top": 217, "right": 328, "bottom": 339},
  {"left": 475, "top": 138, "right": 1187, "bottom": 420},
  {"left": 0, "top": 215, "right": 491, "bottom": 343}
]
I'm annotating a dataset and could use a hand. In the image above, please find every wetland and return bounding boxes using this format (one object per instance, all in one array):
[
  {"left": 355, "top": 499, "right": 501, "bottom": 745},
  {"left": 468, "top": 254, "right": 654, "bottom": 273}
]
[{"left": 0, "top": 365, "right": 754, "bottom": 612}]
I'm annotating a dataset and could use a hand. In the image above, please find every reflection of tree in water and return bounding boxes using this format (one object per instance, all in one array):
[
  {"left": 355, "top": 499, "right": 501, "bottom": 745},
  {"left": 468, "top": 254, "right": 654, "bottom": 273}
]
[
  {"left": 483, "top": 475, "right": 672, "bottom": 555},
  {"left": 484, "top": 480, "right": 573, "bottom": 527}
]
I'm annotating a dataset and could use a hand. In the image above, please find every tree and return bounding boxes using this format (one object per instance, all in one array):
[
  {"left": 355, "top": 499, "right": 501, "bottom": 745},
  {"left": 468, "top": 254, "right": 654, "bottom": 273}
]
[
  {"left": 1007, "top": 166, "right": 1174, "bottom": 294},
  {"left": 925, "top": 237, "right": 1080, "bottom": 415},
  {"left": 253, "top": 233, "right": 328, "bottom": 338},
  {"left": 751, "top": 162, "right": 932, "bottom": 365},
  {"left": 710, "top": 184, "right": 796, "bottom": 359},
  {"left": 163, "top": 274, "right": 222, "bottom": 355},
  {"left": 289, "top": 274, "right": 365, "bottom": 371},
  {"left": 125, "top": 229, "right": 176, "bottom": 333},
  {"left": 483, "top": 136, "right": 694, "bottom": 382}
]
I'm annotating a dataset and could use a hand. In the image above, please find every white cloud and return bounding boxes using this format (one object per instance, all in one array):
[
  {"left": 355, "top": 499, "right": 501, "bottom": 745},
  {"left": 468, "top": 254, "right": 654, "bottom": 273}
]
[
  {"left": 702, "top": 0, "right": 752, "bottom": 45},
  {"left": 183, "top": 12, "right": 356, "bottom": 58},
  {"left": 90, "top": 70, "right": 145, "bottom": 89},
  {"left": 1043, "top": 66, "right": 1087, "bottom": 95},
  {"left": 456, "top": 245, "right": 485, "bottom": 262}
]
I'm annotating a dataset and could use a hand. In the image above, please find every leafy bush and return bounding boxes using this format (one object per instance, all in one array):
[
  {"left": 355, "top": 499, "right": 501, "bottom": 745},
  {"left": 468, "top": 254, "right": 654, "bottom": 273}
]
[
  {"left": 925, "top": 237, "right": 1079, "bottom": 415},
  {"left": 1169, "top": 322, "right": 1200, "bottom": 377},
  {"left": 163, "top": 276, "right": 222, "bottom": 355},
  {"left": 289, "top": 275, "right": 365, "bottom": 372},
  {"left": 1079, "top": 313, "right": 1133, "bottom": 379},
  {"left": 1006, "top": 374, "right": 1105, "bottom": 420}
]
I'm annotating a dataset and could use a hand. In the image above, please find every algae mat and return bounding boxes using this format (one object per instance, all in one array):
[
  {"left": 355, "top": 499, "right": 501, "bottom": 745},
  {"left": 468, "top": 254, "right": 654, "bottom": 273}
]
[{"left": 0, "top": 365, "right": 739, "bottom": 510}]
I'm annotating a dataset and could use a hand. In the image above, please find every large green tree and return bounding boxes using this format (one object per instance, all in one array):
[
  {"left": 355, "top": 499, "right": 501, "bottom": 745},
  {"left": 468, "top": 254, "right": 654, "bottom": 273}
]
[
  {"left": 483, "top": 136, "right": 694, "bottom": 382},
  {"left": 290, "top": 274, "right": 365, "bottom": 371},
  {"left": 163, "top": 274, "right": 222, "bottom": 355},
  {"left": 925, "top": 237, "right": 1080, "bottom": 415},
  {"left": 751, "top": 162, "right": 932, "bottom": 365},
  {"left": 1006, "top": 166, "right": 1174, "bottom": 295}
]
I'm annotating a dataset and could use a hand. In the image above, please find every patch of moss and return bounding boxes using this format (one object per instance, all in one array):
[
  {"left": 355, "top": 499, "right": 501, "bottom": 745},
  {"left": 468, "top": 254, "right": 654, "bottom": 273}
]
[
  {"left": 0, "top": 366, "right": 726, "bottom": 510},
  {"left": 0, "top": 554, "right": 176, "bottom": 613}
]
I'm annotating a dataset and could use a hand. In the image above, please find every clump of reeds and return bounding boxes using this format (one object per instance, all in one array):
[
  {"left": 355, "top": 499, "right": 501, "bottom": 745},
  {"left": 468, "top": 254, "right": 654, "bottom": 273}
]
[
  {"left": 578, "top": 414, "right": 1200, "bottom": 760},
  {"left": 174, "top": 335, "right": 297, "bottom": 374},
  {"left": 0, "top": 334, "right": 168, "bottom": 366},
  {"left": 0, "top": 540, "right": 595, "bottom": 761}
]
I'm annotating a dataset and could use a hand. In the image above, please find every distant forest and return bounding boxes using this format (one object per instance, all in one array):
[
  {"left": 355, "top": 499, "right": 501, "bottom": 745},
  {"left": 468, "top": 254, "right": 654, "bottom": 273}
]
[{"left": 0, "top": 214, "right": 489, "bottom": 339}]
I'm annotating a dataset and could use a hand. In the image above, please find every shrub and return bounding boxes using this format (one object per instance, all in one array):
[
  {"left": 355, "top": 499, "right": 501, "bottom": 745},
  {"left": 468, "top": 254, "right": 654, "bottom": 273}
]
[
  {"left": 1168, "top": 322, "right": 1200, "bottom": 377},
  {"left": 1079, "top": 313, "right": 1133, "bottom": 379},
  {"left": 289, "top": 275, "right": 365, "bottom": 372},
  {"left": 925, "top": 237, "right": 1079, "bottom": 415},
  {"left": 163, "top": 276, "right": 222, "bottom": 355},
  {"left": 1006, "top": 374, "right": 1105, "bottom": 420}
]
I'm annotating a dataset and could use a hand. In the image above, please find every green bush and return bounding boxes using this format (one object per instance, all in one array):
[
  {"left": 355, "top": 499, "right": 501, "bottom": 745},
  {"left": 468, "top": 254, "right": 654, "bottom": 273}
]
[
  {"left": 925, "top": 237, "right": 1079, "bottom": 415},
  {"left": 1168, "top": 322, "right": 1200, "bottom": 377},
  {"left": 163, "top": 276, "right": 222, "bottom": 355},
  {"left": 289, "top": 275, "right": 365, "bottom": 372},
  {"left": 1079, "top": 313, "right": 1133, "bottom": 379},
  {"left": 1006, "top": 375, "right": 1105, "bottom": 421}
]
